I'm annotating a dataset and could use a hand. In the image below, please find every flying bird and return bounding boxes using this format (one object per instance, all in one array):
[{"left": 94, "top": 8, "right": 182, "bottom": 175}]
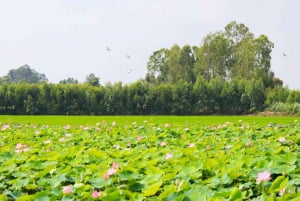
[
  {"left": 126, "top": 54, "right": 131, "bottom": 59},
  {"left": 106, "top": 47, "right": 111, "bottom": 51},
  {"left": 283, "top": 52, "right": 287, "bottom": 56},
  {"left": 127, "top": 68, "right": 133, "bottom": 73}
]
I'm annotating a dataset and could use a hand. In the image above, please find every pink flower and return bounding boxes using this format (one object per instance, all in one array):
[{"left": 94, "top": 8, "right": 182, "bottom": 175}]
[
  {"left": 113, "top": 144, "right": 120, "bottom": 149},
  {"left": 2, "top": 124, "right": 10, "bottom": 131},
  {"left": 15, "top": 144, "right": 29, "bottom": 153},
  {"left": 279, "top": 188, "right": 286, "bottom": 196},
  {"left": 165, "top": 153, "right": 173, "bottom": 160},
  {"left": 160, "top": 142, "right": 166, "bottom": 146},
  {"left": 107, "top": 168, "right": 117, "bottom": 176},
  {"left": 279, "top": 137, "right": 286, "bottom": 143},
  {"left": 63, "top": 186, "right": 72, "bottom": 195},
  {"left": 137, "top": 136, "right": 142, "bottom": 142},
  {"left": 188, "top": 143, "right": 195, "bottom": 148},
  {"left": 256, "top": 171, "right": 271, "bottom": 183},
  {"left": 63, "top": 125, "right": 71, "bottom": 130},
  {"left": 246, "top": 141, "right": 253, "bottom": 147},
  {"left": 23, "top": 147, "right": 30, "bottom": 152},
  {"left": 112, "top": 162, "right": 119, "bottom": 170},
  {"left": 92, "top": 190, "right": 101, "bottom": 198},
  {"left": 16, "top": 144, "right": 23, "bottom": 149},
  {"left": 59, "top": 138, "right": 65, "bottom": 142},
  {"left": 103, "top": 173, "right": 110, "bottom": 180}
]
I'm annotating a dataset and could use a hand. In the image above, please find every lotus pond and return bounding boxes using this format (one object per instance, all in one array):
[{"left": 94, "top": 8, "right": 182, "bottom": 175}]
[{"left": 0, "top": 117, "right": 299, "bottom": 200}]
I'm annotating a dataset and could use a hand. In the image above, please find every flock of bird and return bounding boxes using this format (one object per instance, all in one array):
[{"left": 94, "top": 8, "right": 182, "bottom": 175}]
[{"left": 106, "top": 46, "right": 133, "bottom": 73}]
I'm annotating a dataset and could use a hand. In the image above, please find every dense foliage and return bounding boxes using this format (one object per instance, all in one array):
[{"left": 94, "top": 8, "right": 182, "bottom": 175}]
[
  {"left": 0, "top": 119, "right": 299, "bottom": 200},
  {"left": 145, "top": 21, "right": 279, "bottom": 88},
  {"left": 0, "top": 65, "right": 48, "bottom": 84},
  {"left": 0, "top": 79, "right": 270, "bottom": 115}
]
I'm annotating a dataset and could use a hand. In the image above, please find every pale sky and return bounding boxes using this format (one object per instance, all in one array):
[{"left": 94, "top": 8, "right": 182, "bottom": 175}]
[{"left": 0, "top": 0, "right": 299, "bottom": 89}]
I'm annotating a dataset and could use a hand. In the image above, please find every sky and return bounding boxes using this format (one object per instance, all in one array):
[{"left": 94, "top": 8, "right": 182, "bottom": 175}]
[{"left": 0, "top": 0, "right": 299, "bottom": 89}]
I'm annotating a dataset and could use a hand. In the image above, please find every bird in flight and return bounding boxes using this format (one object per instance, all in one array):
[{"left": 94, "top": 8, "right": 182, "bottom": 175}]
[
  {"left": 283, "top": 52, "right": 287, "bottom": 56},
  {"left": 127, "top": 68, "right": 133, "bottom": 73},
  {"left": 126, "top": 54, "right": 131, "bottom": 59},
  {"left": 106, "top": 47, "right": 111, "bottom": 51}
]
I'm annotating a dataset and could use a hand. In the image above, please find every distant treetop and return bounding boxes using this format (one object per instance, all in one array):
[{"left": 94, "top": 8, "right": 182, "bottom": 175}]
[{"left": 1, "top": 64, "right": 48, "bottom": 84}]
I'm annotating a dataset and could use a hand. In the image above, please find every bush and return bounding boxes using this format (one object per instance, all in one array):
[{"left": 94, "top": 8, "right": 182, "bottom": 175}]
[{"left": 270, "top": 102, "right": 300, "bottom": 115}]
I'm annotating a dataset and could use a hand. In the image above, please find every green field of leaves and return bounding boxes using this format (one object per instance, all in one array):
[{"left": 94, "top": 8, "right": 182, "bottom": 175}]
[
  {"left": 0, "top": 116, "right": 299, "bottom": 200},
  {"left": 1, "top": 115, "right": 300, "bottom": 126}
]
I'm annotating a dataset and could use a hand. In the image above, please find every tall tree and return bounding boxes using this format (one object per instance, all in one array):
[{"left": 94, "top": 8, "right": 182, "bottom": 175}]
[
  {"left": 194, "top": 33, "right": 231, "bottom": 81},
  {"left": 85, "top": 73, "right": 100, "bottom": 86},
  {"left": 6, "top": 64, "right": 48, "bottom": 83}
]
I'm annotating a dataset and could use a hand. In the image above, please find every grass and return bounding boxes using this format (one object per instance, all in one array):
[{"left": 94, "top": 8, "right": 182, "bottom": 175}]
[{"left": 0, "top": 115, "right": 299, "bottom": 126}]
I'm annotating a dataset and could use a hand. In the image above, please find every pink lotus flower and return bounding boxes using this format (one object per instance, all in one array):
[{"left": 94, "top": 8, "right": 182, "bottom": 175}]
[
  {"left": 256, "top": 171, "right": 271, "bottom": 183},
  {"left": 103, "top": 173, "right": 110, "bottom": 180},
  {"left": 63, "top": 186, "right": 72, "bottom": 195},
  {"left": 59, "top": 138, "right": 65, "bottom": 142},
  {"left": 1, "top": 124, "right": 10, "bottom": 131},
  {"left": 137, "top": 136, "right": 142, "bottom": 142},
  {"left": 15, "top": 144, "right": 30, "bottom": 153},
  {"left": 246, "top": 141, "right": 253, "bottom": 147},
  {"left": 104, "top": 162, "right": 120, "bottom": 179},
  {"left": 113, "top": 144, "right": 121, "bottom": 149},
  {"left": 92, "top": 190, "right": 101, "bottom": 198},
  {"left": 63, "top": 125, "right": 71, "bottom": 130},
  {"left": 112, "top": 162, "right": 119, "bottom": 170},
  {"left": 23, "top": 147, "right": 30, "bottom": 152},
  {"left": 107, "top": 168, "right": 117, "bottom": 176},
  {"left": 279, "top": 137, "right": 286, "bottom": 143},
  {"left": 16, "top": 143, "right": 23, "bottom": 149},
  {"left": 188, "top": 143, "right": 195, "bottom": 148},
  {"left": 279, "top": 187, "right": 286, "bottom": 196},
  {"left": 165, "top": 153, "right": 173, "bottom": 160},
  {"left": 160, "top": 142, "right": 166, "bottom": 146}
]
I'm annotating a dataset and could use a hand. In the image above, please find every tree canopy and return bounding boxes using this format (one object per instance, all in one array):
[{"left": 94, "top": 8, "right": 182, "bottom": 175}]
[
  {"left": 1, "top": 64, "right": 48, "bottom": 84},
  {"left": 145, "top": 21, "right": 279, "bottom": 88}
]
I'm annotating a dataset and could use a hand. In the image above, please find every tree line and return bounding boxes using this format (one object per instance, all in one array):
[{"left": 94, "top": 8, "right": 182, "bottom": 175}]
[
  {"left": 0, "top": 79, "right": 299, "bottom": 115},
  {"left": 0, "top": 21, "right": 299, "bottom": 115}
]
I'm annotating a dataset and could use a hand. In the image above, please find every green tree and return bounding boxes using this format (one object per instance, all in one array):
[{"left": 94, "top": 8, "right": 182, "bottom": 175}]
[
  {"left": 85, "top": 73, "right": 100, "bottom": 86},
  {"left": 194, "top": 33, "right": 231, "bottom": 81},
  {"left": 6, "top": 64, "right": 48, "bottom": 83},
  {"left": 146, "top": 48, "right": 170, "bottom": 83},
  {"left": 59, "top": 77, "right": 79, "bottom": 84}
]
